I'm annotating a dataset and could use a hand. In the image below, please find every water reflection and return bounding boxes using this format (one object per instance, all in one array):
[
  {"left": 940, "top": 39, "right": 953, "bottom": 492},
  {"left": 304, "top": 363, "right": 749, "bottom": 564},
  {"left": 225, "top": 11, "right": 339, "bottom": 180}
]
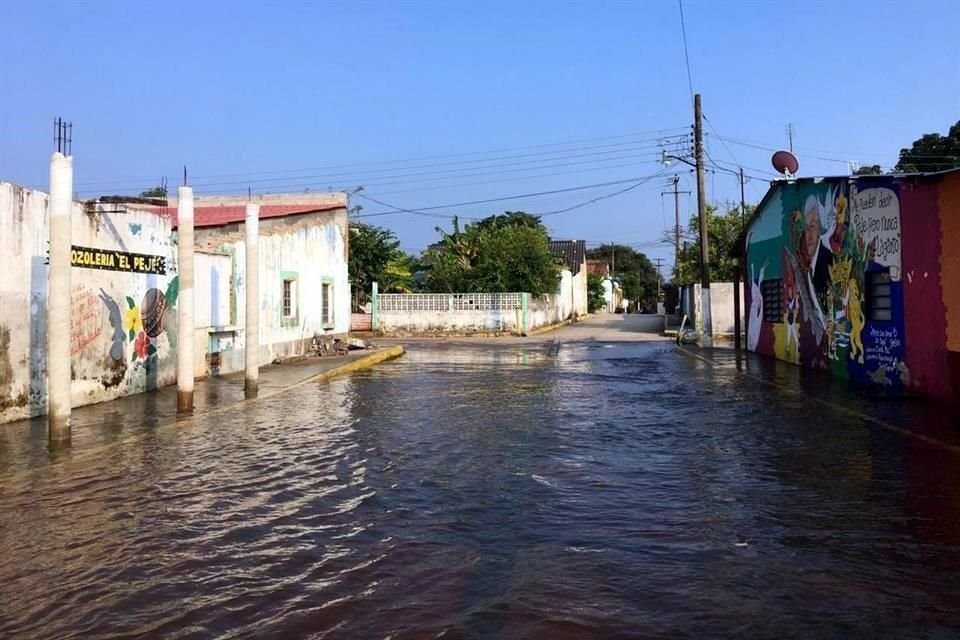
[{"left": 1, "top": 342, "right": 960, "bottom": 638}]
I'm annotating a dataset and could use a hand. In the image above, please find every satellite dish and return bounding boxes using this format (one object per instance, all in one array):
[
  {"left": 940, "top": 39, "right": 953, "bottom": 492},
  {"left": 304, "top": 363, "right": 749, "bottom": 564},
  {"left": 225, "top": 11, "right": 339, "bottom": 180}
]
[{"left": 772, "top": 150, "right": 799, "bottom": 176}]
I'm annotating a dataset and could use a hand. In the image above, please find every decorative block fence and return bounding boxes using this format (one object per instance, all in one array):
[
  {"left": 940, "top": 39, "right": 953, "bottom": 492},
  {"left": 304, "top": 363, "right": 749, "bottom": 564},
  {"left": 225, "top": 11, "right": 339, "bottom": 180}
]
[{"left": 370, "top": 289, "right": 565, "bottom": 335}]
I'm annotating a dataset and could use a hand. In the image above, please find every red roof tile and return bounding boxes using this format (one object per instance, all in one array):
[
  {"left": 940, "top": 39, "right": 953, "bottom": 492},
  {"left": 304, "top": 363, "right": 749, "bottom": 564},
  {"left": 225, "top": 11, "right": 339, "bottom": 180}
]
[{"left": 158, "top": 203, "right": 343, "bottom": 229}]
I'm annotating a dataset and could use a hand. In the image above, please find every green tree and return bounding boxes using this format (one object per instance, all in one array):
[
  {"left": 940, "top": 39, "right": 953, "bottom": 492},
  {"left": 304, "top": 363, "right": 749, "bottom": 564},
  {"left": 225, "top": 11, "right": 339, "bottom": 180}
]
[
  {"left": 895, "top": 120, "right": 960, "bottom": 173},
  {"left": 585, "top": 244, "right": 659, "bottom": 306},
  {"left": 675, "top": 203, "right": 751, "bottom": 284},
  {"left": 349, "top": 223, "right": 401, "bottom": 300},
  {"left": 423, "top": 212, "right": 561, "bottom": 295},
  {"left": 139, "top": 186, "right": 167, "bottom": 198},
  {"left": 854, "top": 164, "right": 883, "bottom": 175},
  {"left": 587, "top": 274, "right": 606, "bottom": 313},
  {"left": 380, "top": 253, "right": 417, "bottom": 293}
]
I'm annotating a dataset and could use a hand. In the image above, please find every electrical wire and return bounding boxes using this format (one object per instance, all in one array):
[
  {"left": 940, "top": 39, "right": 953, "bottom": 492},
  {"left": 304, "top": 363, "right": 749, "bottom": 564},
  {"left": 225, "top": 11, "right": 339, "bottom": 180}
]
[
  {"left": 677, "top": 0, "right": 695, "bottom": 106},
  {"left": 70, "top": 127, "right": 690, "bottom": 189},
  {"left": 354, "top": 170, "right": 677, "bottom": 220}
]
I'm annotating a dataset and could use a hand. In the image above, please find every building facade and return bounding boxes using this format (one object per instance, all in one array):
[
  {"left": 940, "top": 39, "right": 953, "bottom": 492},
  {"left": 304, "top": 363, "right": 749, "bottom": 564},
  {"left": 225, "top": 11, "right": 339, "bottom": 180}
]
[
  {"left": 0, "top": 183, "right": 178, "bottom": 423},
  {"left": 0, "top": 183, "right": 350, "bottom": 425},
  {"left": 166, "top": 194, "right": 351, "bottom": 378},
  {"left": 742, "top": 171, "right": 959, "bottom": 400}
]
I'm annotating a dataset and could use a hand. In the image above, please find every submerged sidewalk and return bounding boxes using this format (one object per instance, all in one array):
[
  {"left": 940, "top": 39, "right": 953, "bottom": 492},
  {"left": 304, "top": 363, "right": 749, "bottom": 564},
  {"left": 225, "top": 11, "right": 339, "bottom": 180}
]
[{"left": 2, "top": 346, "right": 405, "bottom": 442}]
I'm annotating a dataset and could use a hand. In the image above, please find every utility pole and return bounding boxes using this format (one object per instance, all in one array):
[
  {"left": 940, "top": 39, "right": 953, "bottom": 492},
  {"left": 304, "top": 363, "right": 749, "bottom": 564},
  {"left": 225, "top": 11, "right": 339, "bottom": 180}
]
[
  {"left": 662, "top": 177, "right": 691, "bottom": 283},
  {"left": 244, "top": 202, "right": 260, "bottom": 398},
  {"left": 653, "top": 257, "right": 663, "bottom": 301},
  {"left": 694, "top": 94, "right": 713, "bottom": 347},
  {"left": 739, "top": 167, "right": 747, "bottom": 227}
]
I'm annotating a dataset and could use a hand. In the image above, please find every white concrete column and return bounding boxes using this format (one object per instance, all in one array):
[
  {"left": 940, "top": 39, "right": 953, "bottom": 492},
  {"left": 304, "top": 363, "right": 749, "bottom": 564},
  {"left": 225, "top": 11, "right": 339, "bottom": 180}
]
[
  {"left": 176, "top": 186, "right": 195, "bottom": 412},
  {"left": 700, "top": 287, "right": 713, "bottom": 348},
  {"left": 244, "top": 203, "right": 260, "bottom": 398},
  {"left": 47, "top": 152, "right": 73, "bottom": 444}
]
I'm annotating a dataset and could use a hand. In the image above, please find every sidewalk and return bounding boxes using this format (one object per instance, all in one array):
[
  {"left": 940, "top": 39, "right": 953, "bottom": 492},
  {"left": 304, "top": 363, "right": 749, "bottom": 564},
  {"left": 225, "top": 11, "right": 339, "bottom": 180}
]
[
  {"left": 3, "top": 346, "right": 405, "bottom": 438},
  {"left": 675, "top": 342, "right": 960, "bottom": 455}
]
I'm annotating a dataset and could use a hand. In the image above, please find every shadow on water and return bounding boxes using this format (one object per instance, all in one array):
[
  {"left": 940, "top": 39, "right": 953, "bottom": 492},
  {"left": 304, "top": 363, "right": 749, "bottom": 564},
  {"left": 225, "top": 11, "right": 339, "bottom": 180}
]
[{"left": 1, "top": 340, "right": 960, "bottom": 638}]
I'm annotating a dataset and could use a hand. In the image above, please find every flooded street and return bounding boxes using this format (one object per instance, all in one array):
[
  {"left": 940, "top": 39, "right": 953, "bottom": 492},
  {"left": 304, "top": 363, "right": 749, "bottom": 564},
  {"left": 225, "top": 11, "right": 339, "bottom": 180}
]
[{"left": 2, "top": 319, "right": 960, "bottom": 639}]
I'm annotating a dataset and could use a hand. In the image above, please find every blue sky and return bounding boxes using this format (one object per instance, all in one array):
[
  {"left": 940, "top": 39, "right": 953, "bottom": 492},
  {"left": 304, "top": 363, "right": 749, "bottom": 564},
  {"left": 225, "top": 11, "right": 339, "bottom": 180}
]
[{"left": 2, "top": 0, "right": 958, "bottom": 273}]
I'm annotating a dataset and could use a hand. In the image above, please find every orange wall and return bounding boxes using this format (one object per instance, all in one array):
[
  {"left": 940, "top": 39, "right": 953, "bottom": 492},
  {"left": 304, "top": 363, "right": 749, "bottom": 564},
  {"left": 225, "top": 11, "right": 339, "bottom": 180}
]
[{"left": 940, "top": 174, "right": 960, "bottom": 353}]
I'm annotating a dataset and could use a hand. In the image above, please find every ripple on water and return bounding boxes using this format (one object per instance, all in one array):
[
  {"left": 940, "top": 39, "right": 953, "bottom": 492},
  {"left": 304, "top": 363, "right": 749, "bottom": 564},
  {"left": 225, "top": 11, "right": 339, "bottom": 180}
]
[{"left": 2, "top": 342, "right": 960, "bottom": 638}]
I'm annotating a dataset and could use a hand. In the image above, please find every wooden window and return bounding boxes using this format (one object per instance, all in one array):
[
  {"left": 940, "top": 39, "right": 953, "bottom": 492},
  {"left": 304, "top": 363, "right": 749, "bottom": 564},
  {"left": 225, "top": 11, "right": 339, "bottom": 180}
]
[
  {"left": 866, "top": 270, "right": 892, "bottom": 322},
  {"left": 322, "top": 281, "right": 333, "bottom": 327},
  {"left": 281, "top": 274, "right": 298, "bottom": 326},
  {"left": 761, "top": 278, "right": 783, "bottom": 323}
]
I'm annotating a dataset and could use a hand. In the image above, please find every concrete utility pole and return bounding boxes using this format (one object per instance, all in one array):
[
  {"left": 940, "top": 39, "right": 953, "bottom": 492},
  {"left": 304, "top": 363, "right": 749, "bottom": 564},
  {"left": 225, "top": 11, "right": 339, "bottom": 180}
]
[
  {"left": 48, "top": 147, "right": 73, "bottom": 445},
  {"left": 693, "top": 94, "right": 713, "bottom": 347},
  {"left": 244, "top": 203, "right": 260, "bottom": 398},
  {"left": 176, "top": 182, "right": 195, "bottom": 412}
]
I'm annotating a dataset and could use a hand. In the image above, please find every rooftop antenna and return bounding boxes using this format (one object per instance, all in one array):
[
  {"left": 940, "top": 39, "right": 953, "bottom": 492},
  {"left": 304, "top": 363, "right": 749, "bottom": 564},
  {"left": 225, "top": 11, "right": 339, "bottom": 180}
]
[
  {"left": 53, "top": 117, "right": 72, "bottom": 155},
  {"left": 786, "top": 123, "right": 795, "bottom": 153}
]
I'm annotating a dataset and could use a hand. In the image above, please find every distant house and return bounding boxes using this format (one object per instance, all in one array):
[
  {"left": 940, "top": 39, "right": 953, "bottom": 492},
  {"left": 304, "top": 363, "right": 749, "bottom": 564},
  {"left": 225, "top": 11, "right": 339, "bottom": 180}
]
[
  {"left": 586, "top": 259, "right": 610, "bottom": 276},
  {"left": 162, "top": 193, "right": 350, "bottom": 378},
  {"left": 548, "top": 239, "right": 588, "bottom": 318}
]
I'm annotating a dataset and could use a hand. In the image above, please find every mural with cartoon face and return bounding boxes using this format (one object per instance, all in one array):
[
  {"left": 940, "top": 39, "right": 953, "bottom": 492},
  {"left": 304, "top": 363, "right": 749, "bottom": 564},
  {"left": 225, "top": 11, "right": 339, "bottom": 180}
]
[{"left": 745, "top": 178, "right": 907, "bottom": 389}]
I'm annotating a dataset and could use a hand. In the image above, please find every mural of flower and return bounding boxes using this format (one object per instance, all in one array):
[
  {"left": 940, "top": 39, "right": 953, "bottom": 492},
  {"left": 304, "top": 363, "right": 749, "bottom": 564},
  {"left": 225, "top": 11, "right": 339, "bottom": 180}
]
[
  {"left": 124, "top": 303, "right": 143, "bottom": 338},
  {"left": 154, "top": 332, "right": 171, "bottom": 360},
  {"left": 134, "top": 331, "right": 150, "bottom": 359}
]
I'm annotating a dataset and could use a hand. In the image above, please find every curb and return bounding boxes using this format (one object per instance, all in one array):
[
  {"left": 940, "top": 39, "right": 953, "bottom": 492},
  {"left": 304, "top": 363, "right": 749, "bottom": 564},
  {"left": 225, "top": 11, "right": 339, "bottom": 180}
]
[
  {"left": 525, "top": 318, "right": 574, "bottom": 337},
  {"left": 301, "top": 346, "right": 406, "bottom": 384},
  {"left": 181, "top": 346, "right": 406, "bottom": 423}
]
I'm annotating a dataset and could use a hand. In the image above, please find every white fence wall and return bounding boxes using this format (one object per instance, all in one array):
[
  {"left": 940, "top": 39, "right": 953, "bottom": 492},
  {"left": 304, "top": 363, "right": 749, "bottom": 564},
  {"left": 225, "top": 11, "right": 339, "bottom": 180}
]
[{"left": 376, "top": 292, "right": 564, "bottom": 335}]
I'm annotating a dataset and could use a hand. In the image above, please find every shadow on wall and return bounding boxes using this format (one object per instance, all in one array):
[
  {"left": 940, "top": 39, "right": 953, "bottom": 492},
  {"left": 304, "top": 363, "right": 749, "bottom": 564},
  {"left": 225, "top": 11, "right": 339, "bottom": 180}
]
[{"left": 28, "top": 256, "right": 47, "bottom": 415}]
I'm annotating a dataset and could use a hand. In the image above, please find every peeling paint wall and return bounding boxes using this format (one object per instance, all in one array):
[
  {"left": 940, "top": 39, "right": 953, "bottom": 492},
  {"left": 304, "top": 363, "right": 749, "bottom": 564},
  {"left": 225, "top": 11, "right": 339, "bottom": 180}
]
[
  {"left": 194, "top": 209, "right": 350, "bottom": 374},
  {"left": 0, "top": 182, "right": 177, "bottom": 424}
]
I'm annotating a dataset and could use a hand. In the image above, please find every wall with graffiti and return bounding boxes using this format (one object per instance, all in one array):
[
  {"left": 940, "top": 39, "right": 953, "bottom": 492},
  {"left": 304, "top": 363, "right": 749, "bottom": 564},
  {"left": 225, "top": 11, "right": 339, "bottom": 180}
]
[
  {"left": 0, "top": 181, "right": 178, "bottom": 423},
  {"left": 745, "top": 177, "right": 910, "bottom": 390}
]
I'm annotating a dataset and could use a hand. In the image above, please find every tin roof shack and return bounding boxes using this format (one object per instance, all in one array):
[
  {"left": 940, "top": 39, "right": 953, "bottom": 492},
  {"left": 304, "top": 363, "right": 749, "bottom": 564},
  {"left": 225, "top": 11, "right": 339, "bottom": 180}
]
[
  {"left": 0, "top": 182, "right": 177, "bottom": 424},
  {"left": 735, "top": 170, "right": 960, "bottom": 401},
  {"left": 171, "top": 193, "right": 350, "bottom": 378}
]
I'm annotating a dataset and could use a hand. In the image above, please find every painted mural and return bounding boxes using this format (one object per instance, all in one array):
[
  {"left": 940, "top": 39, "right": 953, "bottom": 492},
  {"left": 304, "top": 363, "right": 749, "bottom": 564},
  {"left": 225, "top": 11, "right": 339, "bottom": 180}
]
[{"left": 746, "top": 178, "right": 908, "bottom": 389}]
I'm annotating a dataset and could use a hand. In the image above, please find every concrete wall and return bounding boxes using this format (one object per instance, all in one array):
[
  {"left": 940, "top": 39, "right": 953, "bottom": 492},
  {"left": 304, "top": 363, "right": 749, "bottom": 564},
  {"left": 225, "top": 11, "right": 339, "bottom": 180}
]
[
  {"left": 0, "top": 182, "right": 178, "bottom": 424},
  {"left": 527, "top": 294, "right": 567, "bottom": 328},
  {"left": 193, "top": 209, "right": 350, "bottom": 375},
  {"left": 572, "top": 268, "right": 588, "bottom": 317},
  {"left": 684, "top": 282, "right": 744, "bottom": 338},
  {"left": 376, "top": 293, "right": 564, "bottom": 335}
]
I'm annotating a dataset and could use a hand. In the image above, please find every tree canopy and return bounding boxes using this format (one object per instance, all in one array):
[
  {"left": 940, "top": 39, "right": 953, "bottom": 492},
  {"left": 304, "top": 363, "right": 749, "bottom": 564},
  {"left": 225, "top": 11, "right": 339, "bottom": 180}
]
[
  {"left": 422, "top": 212, "right": 561, "bottom": 295},
  {"left": 895, "top": 120, "right": 960, "bottom": 173},
  {"left": 139, "top": 186, "right": 167, "bottom": 198},
  {"left": 349, "top": 223, "right": 402, "bottom": 298},
  {"left": 853, "top": 164, "right": 883, "bottom": 175},
  {"left": 674, "top": 203, "right": 750, "bottom": 284},
  {"left": 584, "top": 244, "right": 659, "bottom": 306}
]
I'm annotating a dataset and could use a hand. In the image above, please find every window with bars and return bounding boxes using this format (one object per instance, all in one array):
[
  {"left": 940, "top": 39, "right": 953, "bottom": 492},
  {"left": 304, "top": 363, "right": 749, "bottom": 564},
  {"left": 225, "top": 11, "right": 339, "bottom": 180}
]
[
  {"left": 761, "top": 279, "right": 783, "bottom": 323},
  {"left": 322, "top": 281, "right": 334, "bottom": 327},
  {"left": 866, "top": 270, "right": 892, "bottom": 322}
]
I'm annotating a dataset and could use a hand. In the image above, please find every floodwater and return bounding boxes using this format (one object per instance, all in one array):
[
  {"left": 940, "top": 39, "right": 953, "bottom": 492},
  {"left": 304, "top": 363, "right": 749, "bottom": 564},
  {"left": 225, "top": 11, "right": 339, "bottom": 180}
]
[{"left": 2, "top": 337, "right": 960, "bottom": 639}]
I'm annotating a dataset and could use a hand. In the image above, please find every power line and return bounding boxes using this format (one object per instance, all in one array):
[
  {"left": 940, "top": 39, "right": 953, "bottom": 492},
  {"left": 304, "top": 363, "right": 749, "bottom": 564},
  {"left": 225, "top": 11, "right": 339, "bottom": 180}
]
[
  {"left": 70, "top": 127, "right": 689, "bottom": 189},
  {"left": 354, "top": 171, "right": 677, "bottom": 219},
  {"left": 74, "top": 138, "right": 685, "bottom": 196},
  {"left": 677, "top": 0, "right": 695, "bottom": 106}
]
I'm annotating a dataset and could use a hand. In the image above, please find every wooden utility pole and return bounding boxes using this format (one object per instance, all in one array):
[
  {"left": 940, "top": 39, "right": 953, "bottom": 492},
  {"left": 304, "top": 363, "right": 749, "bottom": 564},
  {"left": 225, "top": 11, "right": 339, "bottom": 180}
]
[{"left": 693, "top": 94, "right": 713, "bottom": 347}]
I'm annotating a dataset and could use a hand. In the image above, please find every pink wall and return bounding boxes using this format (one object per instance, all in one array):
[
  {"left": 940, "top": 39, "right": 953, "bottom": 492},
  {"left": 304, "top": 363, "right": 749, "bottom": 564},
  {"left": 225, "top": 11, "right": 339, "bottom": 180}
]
[{"left": 900, "top": 181, "right": 950, "bottom": 397}]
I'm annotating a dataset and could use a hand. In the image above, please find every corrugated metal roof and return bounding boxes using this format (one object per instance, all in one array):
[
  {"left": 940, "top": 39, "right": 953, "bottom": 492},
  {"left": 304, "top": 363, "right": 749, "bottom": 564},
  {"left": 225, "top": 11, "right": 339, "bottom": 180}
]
[
  {"left": 548, "top": 239, "right": 586, "bottom": 275},
  {"left": 157, "top": 203, "right": 343, "bottom": 229}
]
